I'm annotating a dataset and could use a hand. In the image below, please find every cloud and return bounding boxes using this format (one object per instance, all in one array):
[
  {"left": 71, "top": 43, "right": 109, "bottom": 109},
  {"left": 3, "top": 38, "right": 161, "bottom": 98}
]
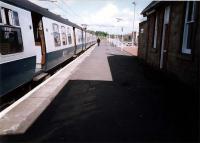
[
  {"left": 28, "top": 0, "right": 143, "bottom": 34},
  {"left": 82, "top": 3, "right": 118, "bottom": 25},
  {"left": 81, "top": 3, "right": 139, "bottom": 34}
]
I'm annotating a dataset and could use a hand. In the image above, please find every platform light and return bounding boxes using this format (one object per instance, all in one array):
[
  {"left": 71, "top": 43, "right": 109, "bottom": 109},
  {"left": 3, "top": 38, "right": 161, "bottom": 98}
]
[{"left": 132, "top": 1, "right": 136, "bottom": 48}]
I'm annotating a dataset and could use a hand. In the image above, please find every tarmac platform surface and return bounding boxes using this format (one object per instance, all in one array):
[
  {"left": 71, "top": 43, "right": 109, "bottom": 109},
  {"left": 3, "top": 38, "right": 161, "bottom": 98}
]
[{"left": 0, "top": 41, "right": 198, "bottom": 142}]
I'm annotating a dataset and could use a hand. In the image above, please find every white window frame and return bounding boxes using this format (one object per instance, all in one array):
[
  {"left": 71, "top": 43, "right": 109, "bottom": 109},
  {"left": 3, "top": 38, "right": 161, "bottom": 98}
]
[
  {"left": 153, "top": 14, "right": 158, "bottom": 49},
  {"left": 182, "top": 1, "right": 197, "bottom": 54}
]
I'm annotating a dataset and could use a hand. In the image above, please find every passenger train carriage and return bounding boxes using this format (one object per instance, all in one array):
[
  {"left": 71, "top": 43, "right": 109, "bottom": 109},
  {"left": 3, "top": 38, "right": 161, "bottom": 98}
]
[{"left": 0, "top": 0, "right": 96, "bottom": 97}]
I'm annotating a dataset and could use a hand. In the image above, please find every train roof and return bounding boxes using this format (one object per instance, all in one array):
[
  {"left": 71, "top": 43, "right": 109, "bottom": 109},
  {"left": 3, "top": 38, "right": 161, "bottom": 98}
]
[{"left": 1, "top": 0, "right": 82, "bottom": 30}]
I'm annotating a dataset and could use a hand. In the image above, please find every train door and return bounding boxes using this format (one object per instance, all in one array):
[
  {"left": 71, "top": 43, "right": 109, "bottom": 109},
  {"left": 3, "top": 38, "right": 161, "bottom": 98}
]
[
  {"left": 81, "top": 30, "right": 84, "bottom": 51},
  {"left": 31, "top": 12, "right": 46, "bottom": 69},
  {"left": 84, "top": 31, "right": 86, "bottom": 50},
  {"left": 73, "top": 27, "right": 77, "bottom": 54}
]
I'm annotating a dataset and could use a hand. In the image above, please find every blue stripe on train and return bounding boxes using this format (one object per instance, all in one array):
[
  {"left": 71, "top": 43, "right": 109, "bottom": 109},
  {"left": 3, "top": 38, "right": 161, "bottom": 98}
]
[
  {"left": 0, "top": 56, "right": 36, "bottom": 97},
  {"left": 45, "top": 46, "right": 76, "bottom": 71},
  {"left": 75, "top": 44, "right": 84, "bottom": 54}
]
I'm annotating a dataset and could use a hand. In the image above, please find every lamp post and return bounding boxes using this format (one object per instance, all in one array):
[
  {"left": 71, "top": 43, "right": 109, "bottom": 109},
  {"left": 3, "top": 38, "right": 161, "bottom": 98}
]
[
  {"left": 116, "top": 18, "right": 124, "bottom": 49},
  {"left": 132, "top": 1, "right": 136, "bottom": 48}
]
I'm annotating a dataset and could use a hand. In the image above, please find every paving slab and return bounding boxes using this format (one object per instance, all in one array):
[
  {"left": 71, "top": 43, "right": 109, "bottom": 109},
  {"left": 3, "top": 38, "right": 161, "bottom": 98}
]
[
  {"left": 0, "top": 98, "right": 51, "bottom": 135},
  {"left": 0, "top": 41, "right": 198, "bottom": 142}
]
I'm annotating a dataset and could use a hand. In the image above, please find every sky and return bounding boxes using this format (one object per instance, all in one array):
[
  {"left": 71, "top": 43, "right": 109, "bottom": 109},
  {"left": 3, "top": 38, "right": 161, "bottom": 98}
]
[{"left": 28, "top": 0, "right": 152, "bottom": 34}]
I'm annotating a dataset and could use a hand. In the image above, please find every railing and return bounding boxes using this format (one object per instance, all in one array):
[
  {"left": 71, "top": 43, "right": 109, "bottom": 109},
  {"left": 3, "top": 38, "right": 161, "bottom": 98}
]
[{"left": 108, "top": 38, "right": 135, "bottom": 48}]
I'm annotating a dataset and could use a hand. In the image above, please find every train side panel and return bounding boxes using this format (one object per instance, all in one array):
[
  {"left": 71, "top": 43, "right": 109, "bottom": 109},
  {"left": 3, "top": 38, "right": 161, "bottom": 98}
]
[
  {"left": 86, "top": 32, "right": 94, "bottom": 49},
  {"left": 42, "top": 17, "right": 75, "bottom": 71},
  {"left": 83, "top": 30, "right": 86, "bottom": 50},
  {"left": 0, "top": 2, "right": 36, "bottom": 97}
]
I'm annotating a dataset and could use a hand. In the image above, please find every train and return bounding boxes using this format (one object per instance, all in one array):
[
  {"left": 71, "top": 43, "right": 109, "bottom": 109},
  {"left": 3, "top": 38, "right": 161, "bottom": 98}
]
[{"left": 0, "top": 0, "right": 97, "bottom": 97}]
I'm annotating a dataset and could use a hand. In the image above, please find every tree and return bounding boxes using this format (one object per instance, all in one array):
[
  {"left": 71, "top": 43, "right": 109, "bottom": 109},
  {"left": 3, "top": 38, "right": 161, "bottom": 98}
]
[{"left": 95, "top": 31, "right": 108, "bottom": 37}]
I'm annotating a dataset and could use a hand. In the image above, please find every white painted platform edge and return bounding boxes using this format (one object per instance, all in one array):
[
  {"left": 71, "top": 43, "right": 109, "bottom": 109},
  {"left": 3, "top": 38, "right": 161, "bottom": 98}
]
[{"left": 0, "top": 44, "right": 96, "bottom": 135}]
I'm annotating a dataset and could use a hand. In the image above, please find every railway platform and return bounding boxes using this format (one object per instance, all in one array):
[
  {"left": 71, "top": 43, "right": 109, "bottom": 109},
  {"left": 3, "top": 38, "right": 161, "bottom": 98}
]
[{"left": 0, "top": 40, "right": 198, "bottom": 142}]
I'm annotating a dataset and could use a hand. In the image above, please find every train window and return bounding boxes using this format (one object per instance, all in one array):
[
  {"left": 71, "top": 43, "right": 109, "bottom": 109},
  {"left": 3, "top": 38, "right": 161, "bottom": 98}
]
[
  {"left": 52, "top": 23, "right": 61, "bottom": 47},
  {"left": 0, "top": 26, "right": 23, "bottom": 55},
  {"left": 12, "top": 11, "right": 20, "bottom": 26},
  {"left": 61, "top": 26, "right": 67, "bottom": 45},
  {"left": 68, "top": 35, "right": 72, "bottom": 45},
  {"left": 1, "top": 8, "right": 7, "bottom": 24},
  {"left": 79, "top": 35, "right": 82, "bottom": 43},
  {"left": 0, "top": 7, "right": 20, "bottom": 26},
  {"left": 77, "top": 31, "right": 82, "bottom": 43},
  {"left": 67, "top": 27, "right": 72, "bottom": 45}
]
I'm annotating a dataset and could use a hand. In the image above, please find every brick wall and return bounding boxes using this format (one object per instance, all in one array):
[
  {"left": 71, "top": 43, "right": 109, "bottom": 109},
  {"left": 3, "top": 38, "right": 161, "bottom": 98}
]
[
  {"left": 138, "top": 21, "right": 147, "bottom": 60},
  {"left": 146, "top": 7, "right": 165, "bottom": 68},
  {"left": 139, "top": 1, "right": 200, "bottom": 86},
  {"left": 166, "top": 2, "right": 199, "bottom": 86}
]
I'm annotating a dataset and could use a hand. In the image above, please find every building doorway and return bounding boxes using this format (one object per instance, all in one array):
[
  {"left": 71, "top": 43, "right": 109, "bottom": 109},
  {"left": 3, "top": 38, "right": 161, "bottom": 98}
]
[{"left": 160, "top": 6, "right": 170, "bottom": 69}]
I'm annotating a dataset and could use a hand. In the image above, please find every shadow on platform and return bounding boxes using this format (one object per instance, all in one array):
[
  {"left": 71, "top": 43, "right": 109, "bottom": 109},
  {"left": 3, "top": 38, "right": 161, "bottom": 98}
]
[{"left": 0, "top": 55, "right": 198, "bottom": 142}]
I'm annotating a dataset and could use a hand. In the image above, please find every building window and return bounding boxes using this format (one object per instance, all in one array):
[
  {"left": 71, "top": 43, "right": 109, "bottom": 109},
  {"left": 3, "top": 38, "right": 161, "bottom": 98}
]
[
  {"left": 140, "top": 28, "right": 144, "bottom": 34},
  {"left": 0, "top": 7, "right": 23, "bottom": 55},
  {"left": 182, "top": 1, "right": 197, "bottom": 54},
  {"left": 61, "top": 26, "right": 67, "bottom": 45},
  {"left": 67, "top": 27, "right": 72, "bottom": 45},
  {"left": 153, "top": 14, "right": 158, "bottom": 48},
  {"left": 52, "top": 23, "right": 61, "bottom": 47}
]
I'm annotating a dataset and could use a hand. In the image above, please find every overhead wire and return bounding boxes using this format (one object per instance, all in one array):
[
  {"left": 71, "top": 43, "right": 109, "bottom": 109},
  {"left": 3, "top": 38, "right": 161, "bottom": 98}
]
[
  {"left": 56, "top": 0, "right": 85, "bottom": 24},
  {"left": 39, "top": 0, "right": 127, "bottom": 33},
  {"left": 60, "top": 0, "right": 82, "bottom": 19},
  {"left": 44, "top": 0, "right": 81, "bottom": 23}
]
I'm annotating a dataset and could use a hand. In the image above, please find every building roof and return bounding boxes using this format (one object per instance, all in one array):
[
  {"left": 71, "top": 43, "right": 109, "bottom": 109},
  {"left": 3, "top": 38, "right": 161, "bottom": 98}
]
[
  {"left": 141, "top": 1, "right": 161, "bottom": 16},
  {"left": 1, "top": 0, "right": 82, "bottom": 29}
]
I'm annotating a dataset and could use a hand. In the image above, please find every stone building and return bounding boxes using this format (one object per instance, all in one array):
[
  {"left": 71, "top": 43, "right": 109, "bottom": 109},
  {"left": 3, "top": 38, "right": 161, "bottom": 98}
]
[
  {"left": 138, "top": 21, "right": 148, "bottom": 60},
  {"left": 123, "top": 33, "right": 133, "bottom": 42},
  {"left": 138, "top": 1, "right": 200, "bottom": 87}
]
